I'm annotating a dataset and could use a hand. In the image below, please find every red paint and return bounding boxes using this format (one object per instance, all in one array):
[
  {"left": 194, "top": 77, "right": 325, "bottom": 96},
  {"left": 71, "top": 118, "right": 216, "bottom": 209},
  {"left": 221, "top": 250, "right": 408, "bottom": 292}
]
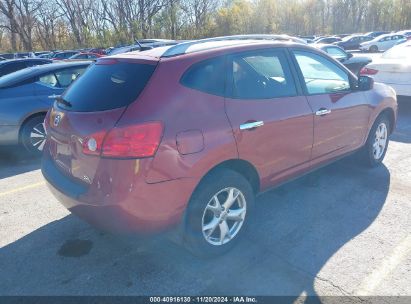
[{"left": 42, "top": 42, "right": 398, "bottom": 234}]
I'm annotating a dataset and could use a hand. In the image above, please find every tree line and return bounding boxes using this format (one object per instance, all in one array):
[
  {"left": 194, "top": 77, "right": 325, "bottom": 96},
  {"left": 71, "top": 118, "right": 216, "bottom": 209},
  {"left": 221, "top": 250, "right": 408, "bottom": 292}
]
[{"left": 0, "top": 0, "right": 410, "bottom": 52}]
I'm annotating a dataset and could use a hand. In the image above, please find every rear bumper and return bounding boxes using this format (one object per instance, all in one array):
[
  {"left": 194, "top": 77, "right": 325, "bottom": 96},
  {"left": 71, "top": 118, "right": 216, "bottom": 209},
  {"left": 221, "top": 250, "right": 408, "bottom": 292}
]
[
  {"left": 385, "top": 84, "right": 411, "bottom": 97},
  {"left": 42, "top": 154, "right": 198, "bottom": 234}
]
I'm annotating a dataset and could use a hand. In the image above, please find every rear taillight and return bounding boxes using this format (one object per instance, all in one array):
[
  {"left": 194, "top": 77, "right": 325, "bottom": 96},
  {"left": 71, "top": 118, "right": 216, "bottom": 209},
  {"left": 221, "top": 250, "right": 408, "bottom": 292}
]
[
  {"left": 82, "top": 122, "right": 163, "bottom": 158},
  {"left": 360, "top": 67, "right": 379, "bottom": 75}
]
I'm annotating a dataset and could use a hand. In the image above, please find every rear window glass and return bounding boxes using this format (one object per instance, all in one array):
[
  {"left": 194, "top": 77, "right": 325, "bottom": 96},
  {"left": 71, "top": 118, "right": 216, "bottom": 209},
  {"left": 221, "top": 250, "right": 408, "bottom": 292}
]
[{"left": 62, "top": 62, "right": 156, "bottom": 112}]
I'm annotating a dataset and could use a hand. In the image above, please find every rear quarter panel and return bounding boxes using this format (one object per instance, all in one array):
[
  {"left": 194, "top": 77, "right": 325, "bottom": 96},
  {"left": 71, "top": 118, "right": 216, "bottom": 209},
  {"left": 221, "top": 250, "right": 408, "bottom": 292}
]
[{"left": 117, "top": 55, "right": 238, "bottom": 184}]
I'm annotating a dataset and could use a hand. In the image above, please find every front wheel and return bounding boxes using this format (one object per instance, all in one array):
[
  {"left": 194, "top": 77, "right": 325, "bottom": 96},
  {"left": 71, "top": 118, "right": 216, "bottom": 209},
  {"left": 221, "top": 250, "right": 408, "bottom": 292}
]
[
  {"left": 183, "top": 169, "right": 254, "bottom": 258},
  {"left": 361, "top": 115, "right": 390, "bottom": 167},
  {"left": 370, "top": 45, "right": 378, "bottom": 52},
  {"left": 21, "top": 116, "right": 47, "bottom": 155}
]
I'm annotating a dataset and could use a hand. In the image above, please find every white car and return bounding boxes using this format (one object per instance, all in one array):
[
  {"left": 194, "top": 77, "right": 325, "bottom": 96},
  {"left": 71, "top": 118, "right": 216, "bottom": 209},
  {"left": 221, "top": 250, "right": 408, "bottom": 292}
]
[
  {"left": 360, "top": 42, "right": 411, "bottom": 97},
  {"left": 359, "top": 33, "right": 406, "bottom": 52}
]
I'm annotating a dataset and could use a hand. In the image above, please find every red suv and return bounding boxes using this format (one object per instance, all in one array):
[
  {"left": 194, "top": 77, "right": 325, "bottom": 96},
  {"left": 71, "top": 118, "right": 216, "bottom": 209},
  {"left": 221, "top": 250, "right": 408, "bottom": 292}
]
[{"left": 42, "top": 38, "right": 397, "bottom": 257}]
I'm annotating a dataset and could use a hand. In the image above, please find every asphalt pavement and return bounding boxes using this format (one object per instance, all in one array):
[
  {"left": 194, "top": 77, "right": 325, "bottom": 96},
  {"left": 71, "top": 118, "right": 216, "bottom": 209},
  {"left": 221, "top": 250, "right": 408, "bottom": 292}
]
[{"left": 0, "top": 100, "right": 410, "bottom": 300}]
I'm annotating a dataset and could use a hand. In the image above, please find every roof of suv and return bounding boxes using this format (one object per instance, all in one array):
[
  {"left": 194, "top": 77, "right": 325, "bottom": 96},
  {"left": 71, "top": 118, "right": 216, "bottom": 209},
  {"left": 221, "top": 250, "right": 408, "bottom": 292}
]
[{"left": 108, "top": 39, "right": 307, "bottom": 62}]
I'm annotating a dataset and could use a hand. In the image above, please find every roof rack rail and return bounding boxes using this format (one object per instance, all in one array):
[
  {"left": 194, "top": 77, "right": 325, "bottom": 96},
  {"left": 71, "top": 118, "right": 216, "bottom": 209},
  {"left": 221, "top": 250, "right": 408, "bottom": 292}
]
[{"left": 161, "top": 34, "right": 306, "bottom": 58}]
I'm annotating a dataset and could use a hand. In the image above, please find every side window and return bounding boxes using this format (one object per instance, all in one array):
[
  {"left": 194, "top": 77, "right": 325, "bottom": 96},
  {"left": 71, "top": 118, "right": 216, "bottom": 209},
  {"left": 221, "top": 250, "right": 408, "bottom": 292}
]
[
  {"left": 230, "top": 50, "right": 297, "bottom": 99},
  {"left": 55, "top": 67, "right": 87, "bottom": 88},
  {"left": 181, "top": 57, "right": 225, "bottom": 96},
  {"left": 39, "top": 73, "right": 58, "bottom": 87},
  {"left": 293, "top": 50, "right": 351, "bottom": 95}
]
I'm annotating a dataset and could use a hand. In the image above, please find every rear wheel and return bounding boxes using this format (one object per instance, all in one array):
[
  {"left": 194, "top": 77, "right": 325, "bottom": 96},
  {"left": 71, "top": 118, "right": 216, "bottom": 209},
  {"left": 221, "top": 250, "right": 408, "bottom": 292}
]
[
  {"left": 183, "top": 169, "right": 254, "bottom": 258},
  {"left": 21, "top": 116, "right": 47, "bottom": 155},
  {"left": 369, "top": 45, "right": 378, "bottom": 52},
  {"left": 361, "top": 115, "right": 390, "bottom": 167}
]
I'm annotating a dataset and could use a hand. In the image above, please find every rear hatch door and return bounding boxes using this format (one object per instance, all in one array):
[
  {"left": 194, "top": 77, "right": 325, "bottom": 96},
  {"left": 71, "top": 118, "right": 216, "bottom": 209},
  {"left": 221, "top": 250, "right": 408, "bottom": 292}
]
[{"left": 46, "top": 58, "right": 158, "bottom": 184}]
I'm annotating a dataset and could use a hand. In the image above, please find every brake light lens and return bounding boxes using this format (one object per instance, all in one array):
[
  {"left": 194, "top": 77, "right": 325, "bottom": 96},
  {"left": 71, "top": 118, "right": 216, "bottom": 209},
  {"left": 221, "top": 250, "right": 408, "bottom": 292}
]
[
  {"left": 360, "top": 67, "right": 379, "bottom": 75},
  {"left": 82, "top": 122, "right": 163, "bottom": 158}
]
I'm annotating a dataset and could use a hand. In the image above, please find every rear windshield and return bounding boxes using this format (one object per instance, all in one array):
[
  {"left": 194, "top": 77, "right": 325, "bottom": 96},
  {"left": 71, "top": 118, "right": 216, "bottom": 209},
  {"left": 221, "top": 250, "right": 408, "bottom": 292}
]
[{"left": 62, "top": 62, "right": 156, "bottom": 112}]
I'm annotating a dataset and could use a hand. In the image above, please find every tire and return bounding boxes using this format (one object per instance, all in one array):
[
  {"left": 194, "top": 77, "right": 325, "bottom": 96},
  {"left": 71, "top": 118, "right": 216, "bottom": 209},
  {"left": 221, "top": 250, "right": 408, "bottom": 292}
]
[
  {"left": 183, "top": 169, "right": 255, "bottom": 258},
  {"left": 21, "top": 116, "right": 47, "bottom": 155},
  {"left": 370, "top": 45, "right": 378, "bottom": 53},
  {"left": 361, "top": 115, "right": 390, "bottom": 168}
]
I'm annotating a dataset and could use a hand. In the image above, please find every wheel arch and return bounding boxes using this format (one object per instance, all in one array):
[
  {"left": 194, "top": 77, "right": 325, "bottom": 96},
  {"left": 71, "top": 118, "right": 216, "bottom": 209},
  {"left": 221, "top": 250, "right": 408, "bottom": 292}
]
[
  {"left": 194, "top": 159, "right": 261, "bottom": 195},
  {"left": 378, "top": 107, "right": 396, "bottom": 134}
]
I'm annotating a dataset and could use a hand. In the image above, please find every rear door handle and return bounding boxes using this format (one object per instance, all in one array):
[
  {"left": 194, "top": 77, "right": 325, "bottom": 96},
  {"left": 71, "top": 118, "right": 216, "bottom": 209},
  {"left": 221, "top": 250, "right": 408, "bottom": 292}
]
[
  {"left": 240, "top": 121, "right": 264, "bottom": 131},
  {"left": 315, "top": 108, "right": 331, "bottom": 116}
]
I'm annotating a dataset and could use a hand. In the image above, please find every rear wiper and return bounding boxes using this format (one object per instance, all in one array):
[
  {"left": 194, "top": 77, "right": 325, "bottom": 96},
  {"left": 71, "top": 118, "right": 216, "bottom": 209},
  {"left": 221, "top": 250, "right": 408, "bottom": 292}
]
[{"left": 49, "top": 94, "right": 72, "bottom": 108}]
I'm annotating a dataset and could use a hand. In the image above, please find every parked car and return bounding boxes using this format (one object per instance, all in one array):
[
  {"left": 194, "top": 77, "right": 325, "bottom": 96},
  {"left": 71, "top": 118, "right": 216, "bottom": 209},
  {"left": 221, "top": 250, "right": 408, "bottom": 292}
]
[
  {"left": 38, "top": 53, "right": 55, "bottom": 59},
  {"left": 0, "top": 58, "right": 52, "bottom": 77},
  {"left": 107, "top": 45, "right": 142, "bottom": 56},
  {"left": 0, "top": 61, "right": 90, "bottom": 154},
  {"left": 42, "top": 38, "right": 397, "bottom": 257},
  {"left": 298, "top": 35, "right": 316, "bottom": 43},
  {"left": 315, "top": 44, "right": 372, "bottom": 75},
  {"left": 396, "top": 30, "right": 411, "bottom": 40},
  {"left": 89, "top": 48, "right": 107, "bottom": 55},
  {"left": 108, "top": 40, "right": 180, "bottom": 56},
  {"left": 334, "top": 35, "right": 373, "bottom": 50},
  {"left": 314, "top": 37, "right": 342, "bottom": 44},
  {"left": 360, "top": 42, "right": 411, "bottom": 97},
  {"left": 35, "top": 51, "right": 53, "bottom": 57},
  {"left": 364, "top": 31, "right": 390, "bottom": 39},
  {"left": 51, "top": 51, "right": 79, "bottom": 61},
  {"left": 14, "top": 52, "right": 35, "bottom": 58},
  {"left": 0, "top": 53, "right": 16, "bottom": 60},
  {"left": 68, "top": 52, "right": 103, "bottom": 60},
  {"left": 359, "top": 34, "right": 406, "bottom": 52}
]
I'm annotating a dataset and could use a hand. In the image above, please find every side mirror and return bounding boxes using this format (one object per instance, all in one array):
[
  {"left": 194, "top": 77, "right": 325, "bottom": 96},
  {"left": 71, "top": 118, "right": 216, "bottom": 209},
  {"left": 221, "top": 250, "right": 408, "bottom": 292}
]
[
  {"left": 358, "top": 75, "right": 374, "bottom": 91},
  {"left": 346, "top": 53, "right": 353, "bottom": 59}
]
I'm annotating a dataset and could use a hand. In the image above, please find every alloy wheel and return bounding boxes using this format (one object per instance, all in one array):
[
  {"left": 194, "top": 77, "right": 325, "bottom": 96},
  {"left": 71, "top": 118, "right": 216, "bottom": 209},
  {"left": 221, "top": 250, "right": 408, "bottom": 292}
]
[
  {"left": 373, "top": 122, "right": 388, "bottom": 160},
  {"left": 30, "top": 122, "right": 47, "bottom": 151},
  {"left": 201, "top": 187, "right": 247, "bottom": 246}
]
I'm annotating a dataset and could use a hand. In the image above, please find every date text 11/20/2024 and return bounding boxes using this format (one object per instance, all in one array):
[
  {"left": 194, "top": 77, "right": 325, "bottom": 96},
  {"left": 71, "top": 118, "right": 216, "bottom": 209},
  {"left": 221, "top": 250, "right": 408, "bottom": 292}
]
[{"left": 149, "top": 297, "right": 257, "bottom": 303}]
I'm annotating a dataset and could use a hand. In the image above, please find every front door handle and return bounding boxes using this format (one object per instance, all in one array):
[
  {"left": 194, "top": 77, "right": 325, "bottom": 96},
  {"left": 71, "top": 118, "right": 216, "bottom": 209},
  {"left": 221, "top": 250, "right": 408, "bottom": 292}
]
[
  {"left": 240, "top": 121, "right": 264, "bottom": 131},
  {"left": 315, "top": 108, "right": 332, "bottom": 116}
]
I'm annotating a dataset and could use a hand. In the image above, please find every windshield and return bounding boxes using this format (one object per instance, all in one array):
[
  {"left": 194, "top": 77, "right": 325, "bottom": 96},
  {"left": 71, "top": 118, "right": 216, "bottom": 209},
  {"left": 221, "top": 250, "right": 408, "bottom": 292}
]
[{"left": 382, "top": 45, "right": 411, "bottom": 59}]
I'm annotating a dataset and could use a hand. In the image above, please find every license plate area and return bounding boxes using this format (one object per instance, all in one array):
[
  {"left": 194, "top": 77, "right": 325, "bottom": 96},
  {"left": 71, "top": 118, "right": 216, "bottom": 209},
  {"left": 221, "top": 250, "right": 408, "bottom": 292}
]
[{"left": 50, "top": 136, "right": 72, "bottom": 175}]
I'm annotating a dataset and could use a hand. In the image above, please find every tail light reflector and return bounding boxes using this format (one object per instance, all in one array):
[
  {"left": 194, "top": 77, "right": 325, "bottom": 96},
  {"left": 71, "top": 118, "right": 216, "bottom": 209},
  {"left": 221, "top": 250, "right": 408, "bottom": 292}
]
[
  {"left": 82, "top": 122, "right": 163, "bottom": 158},
  {"left": 360, "top": 67, "right": 379, "bottom": 75}
]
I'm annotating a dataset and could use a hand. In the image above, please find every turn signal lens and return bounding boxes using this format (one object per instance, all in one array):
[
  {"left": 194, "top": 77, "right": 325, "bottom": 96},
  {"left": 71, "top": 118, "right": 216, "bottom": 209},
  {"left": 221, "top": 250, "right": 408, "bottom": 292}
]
[{"left": 360, "top": 67, "right": 379, "bottom": 75}]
